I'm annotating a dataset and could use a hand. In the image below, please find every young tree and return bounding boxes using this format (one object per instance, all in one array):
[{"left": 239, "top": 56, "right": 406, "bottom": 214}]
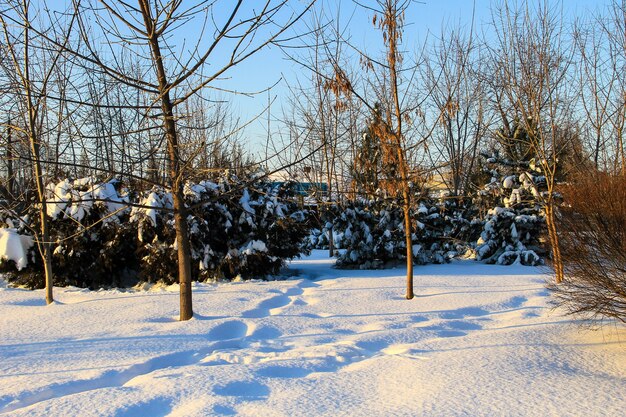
[
  {"left": 487, "top": 1, "right": 575, "bottom": 283},
  {"left": 373, "top": 0, "right": 417, "bottom": 299},
  {"left": 328, "top": 0, "right": 421, "bottom": 298},
  {"left": 70, "top": 0, "right": 314, "bottom": 320},
  {"left": 0, "top": 0, "right": 78, "bottom": 304}
]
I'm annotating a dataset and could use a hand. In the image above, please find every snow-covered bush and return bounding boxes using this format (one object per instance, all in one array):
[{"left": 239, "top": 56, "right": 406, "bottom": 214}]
[
  {"left": 474, "top": 207, "right": 543, "bottom": 265},
  {"left": 307, "top": 204, "right": 345, "bottom": 251},
  {"left": 412, "top": 197, "right": 479, "bottom": 264},
  {"left": 45, "top": 178, "right": 136, "bottom": 288},
  {"left": 0, "top": 202, "right": 34, "bottom": 273},
  {"left": 332, "top": 196, "right": 479, "bottom": 269},
  {"left": 472, "top": 153, "right": 546, "bottom": 265},
  {"left": 131, "top": 179, "right": 311, "bottom": 283},
  {"left": 334, "top": 201, "right": 388, "bottom": 269},
  {"left": 2, "top": 177, "right": 311, "bottom": 288}
]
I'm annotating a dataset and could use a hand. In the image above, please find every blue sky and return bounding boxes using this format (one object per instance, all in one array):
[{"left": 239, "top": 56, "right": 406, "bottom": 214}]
[
  {"left": 220, "top": 0, "right": 614, "bottom": 153},
  {"left": 39, "top": 0, "right": 616, "bottom": 154}
]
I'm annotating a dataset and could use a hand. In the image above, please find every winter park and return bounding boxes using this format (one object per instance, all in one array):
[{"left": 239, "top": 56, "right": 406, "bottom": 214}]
[{"left": 0, "top": 0, "right": 625, "bottom": 416}]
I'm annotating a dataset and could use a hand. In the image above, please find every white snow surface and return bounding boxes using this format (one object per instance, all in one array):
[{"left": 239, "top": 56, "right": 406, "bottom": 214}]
[
  {"left": 0, "top": 251, "right": 624, "bottom": 416},
  {"left": 503, "top": 175, "right": 516, "bottom": 189},
  {"left": 0, "top": 229, "right": 33, "bottom": 271}
]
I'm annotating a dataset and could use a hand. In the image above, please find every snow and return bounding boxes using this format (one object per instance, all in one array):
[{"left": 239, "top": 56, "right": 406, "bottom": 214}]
[
  {"left": 67, "top": 188, "right": 93, "bottom": 222},
  {"left": 240, "top": 240, "right": 268, "bottom": 255},
  {"left": 0, "top": 251, "right": 625, "bottom": 416},
  {"left": 46, "top": 179, "right": 71, "bottom": 219},
  {"left": 503, "top": 175, "right": 516, "bottom": 189},
  {"left": 240, "top": 189, "right": 255, "bottom": 215},
  {"left": 45, "top": 179, "right": 128, "bottom": 222},
  {"left": 90, "top": 182, "right": 127, "bottom": 214},
  {"left": 0, "top": 229, "right": 33, "bottom": 270},
  {"left": 133, "top": 192, "right": 162, "bottom": 227}
]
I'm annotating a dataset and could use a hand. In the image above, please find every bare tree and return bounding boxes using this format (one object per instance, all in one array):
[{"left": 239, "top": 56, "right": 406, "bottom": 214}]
[
  {"left": 0, "top": 0, "right": 78, "bottom": 304},
  {"left": 332, "top": 0, "right": 422, "bottom": 299},
  {"left": 423, "top": 21, "right": 488, "bottom": 196},
  {"left": 487, "top": 1, "right": 575, "bottom": 283},
  {"left": 603, "top": 0, "right": 626, "bottom": 174},
  {"left": 372, "top": 0, "right": 418, "bottom": 299},
  {"left": 67, "top": 0, "right": 314, "bottom": 320},
  {"left": 281, "top": 4, "right": 361, "bottom": 254},
  {"left": 574, "top": 7, "right": 621, "bottom": 171}
]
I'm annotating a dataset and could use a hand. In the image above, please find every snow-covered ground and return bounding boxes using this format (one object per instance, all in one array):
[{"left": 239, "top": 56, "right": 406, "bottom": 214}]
[{"left": 0, "top": 251, "right": 624, "bottom": 416}]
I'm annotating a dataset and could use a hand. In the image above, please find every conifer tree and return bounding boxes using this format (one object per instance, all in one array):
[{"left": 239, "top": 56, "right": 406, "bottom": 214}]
[{"left": 352, "top": 103, "right": 383, "bottom": 199}]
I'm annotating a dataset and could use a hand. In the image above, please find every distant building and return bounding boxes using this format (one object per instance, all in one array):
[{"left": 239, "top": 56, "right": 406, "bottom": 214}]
[{"left": 268, "top": 169, "right": 328, "bottom": 200}]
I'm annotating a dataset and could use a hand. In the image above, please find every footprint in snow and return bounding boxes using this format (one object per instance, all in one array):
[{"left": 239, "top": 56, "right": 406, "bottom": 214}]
[
  {"left": 503, "top": 295, "right": 528, "bottom": 309},
  {"left": 436, "top": 329, "right": 467, "bottom": 338},
  {"left": 422, "top": 323, "right": 472, "bottom": 338},
  {"left": 256, "top": 365, "right": 311, "bottom": 379},
  {"left": 446, "top": 320, "right": 483, "bottom": 331},
  {"left": 440, "top": 306, "right": 490, "bottom": 319},
  {"left": 241, "top": 294, "right": 291, "bottom": 318},
  {"left": 382, "top": 344, "right": 430, "bottom": 360},
  {"left": 297, "top": 279, "right": 321, "bottom": 289},
  {"left": 248, "top": 324, "right": 283, "bottom": 340},
  {"left": 421, "top": 319, "right": 483, "bottom": 338},
  {"left": 214, "top": 381, "right": 270, "bottom": 400},
  {"left": 241, "top": 286, "right": 304, "bottom": 318},
  {"left": 213, "top": 404, "right": 237, "bottom": 415},
  {"left": 208, "top": 320, "right": 248, "bottom": 340},
  {"left": 114, "top": 398, "right": 172, "bottom": 417},
  {"left": 355, "top": 339, "right": 390, "bottom": 353}
]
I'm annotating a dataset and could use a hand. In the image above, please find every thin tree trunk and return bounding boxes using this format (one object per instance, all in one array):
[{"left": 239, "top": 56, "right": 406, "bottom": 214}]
[
  {"left": 22, "top": 3, "right": 54, "bottom": 304},
  {"left": 28, "top": 103, "right": 54, "bottom": 306},
  {"left": 6, "top": 122, "right": 14, "bottom": 197},
  {"left": 386, "top": 0, "right": 414, "bottom": 299},
  {"left": 33, "top": 158, "right": 54, "bottom": 305},
  {"left": 140, "top": 0, "right": 193, "bottom": 320},
  {"left": 402, "top": 181, "right": 414, "bottom": 299},
  {"left": 545, "top": 203, "right": 563, "bottom": 284}
]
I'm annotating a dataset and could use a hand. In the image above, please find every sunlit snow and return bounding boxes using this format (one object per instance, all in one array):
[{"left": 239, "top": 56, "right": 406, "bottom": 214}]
[{"left": 0, "top": 251, "right": 624, "bottom": 416}]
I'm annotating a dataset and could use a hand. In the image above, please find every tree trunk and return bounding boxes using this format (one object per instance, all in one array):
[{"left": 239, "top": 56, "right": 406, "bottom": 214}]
[
  {"left": 545, "top": 203, "right": 564, "bottom": 284},
  {"left": 173, "top": 187, "right": 193, "bottom": 321},
  {"left": 26, "top": 120, "right": 54, "bottom": 304},
  {"left": 402, "top": 183, "right": 414, "bottom": 299},
  {"left": 22, "top": 4, "right": 53, "bottom": 305},
  {"left": 29, "top": 133, "right": 54, "bottom": 304},
  {"left": 385, "top": 0, "right": 414, "bottom": 299},
  {"left": 140, "top": 1, "right": 193, "bottom": 320},
  {"left": 6, "top": 123, "right": 14, "bottom": 198}
]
